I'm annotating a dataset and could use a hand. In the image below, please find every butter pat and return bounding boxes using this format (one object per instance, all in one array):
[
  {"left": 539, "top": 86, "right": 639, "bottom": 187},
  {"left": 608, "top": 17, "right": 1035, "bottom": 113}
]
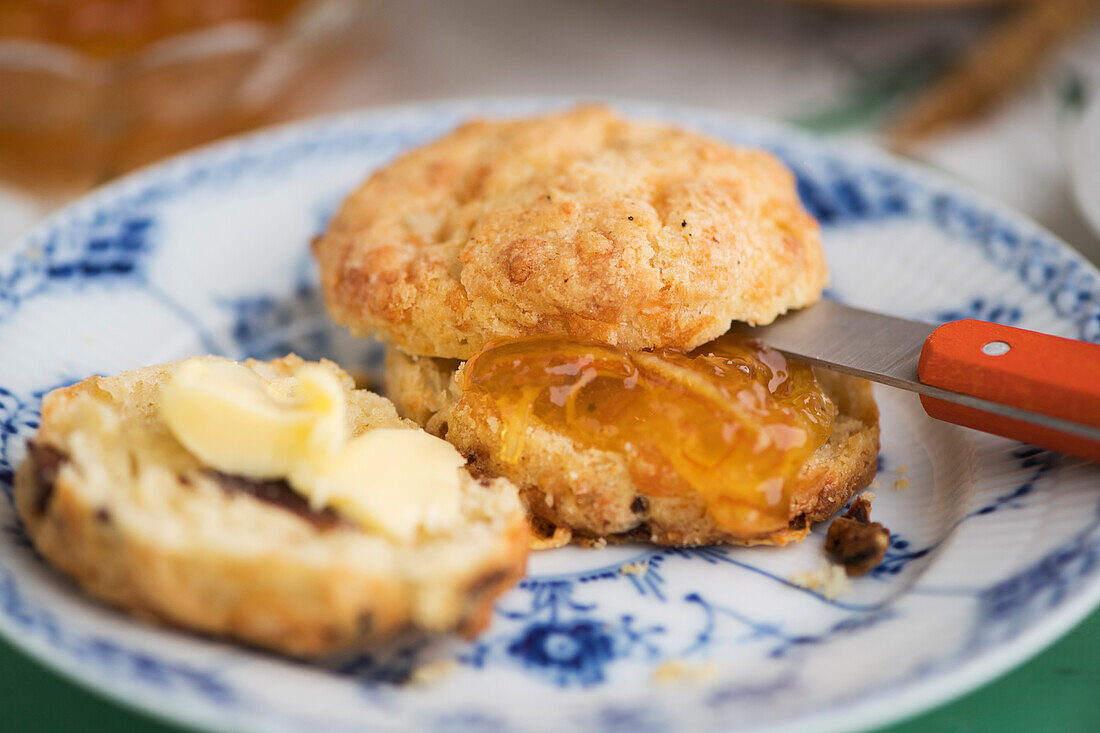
[
  {"left": 160, "top": 358, "right": 465, "bottom": 542},
  {"left": 160, "top": 360, "right": 347, "bottom": 479},
  {"left": 308, "top": 429, "right": 465, "bottom": 542}
]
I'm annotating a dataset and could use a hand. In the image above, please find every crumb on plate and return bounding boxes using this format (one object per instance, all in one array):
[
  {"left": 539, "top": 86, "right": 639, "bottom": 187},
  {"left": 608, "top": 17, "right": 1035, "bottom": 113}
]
[
  {"left": 409, "top": 659, "right": 458, "bottom": 686},
  {"left": 825, "top": 494, "right": 890, "bottom": 576},
  {"left": 789, "top": 561, "right": 852, "bottom": 600},
  {"left": 652, "top": 659, "right": 720, "bottom": 684}
]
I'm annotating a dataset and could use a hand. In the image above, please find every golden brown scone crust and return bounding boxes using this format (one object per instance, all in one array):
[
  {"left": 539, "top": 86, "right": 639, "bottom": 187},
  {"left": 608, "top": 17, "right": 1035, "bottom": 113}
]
[
  {"left": 314, "top": 105, "right": 827, "bottom": 359},
  {"left": 385, "top": 350, "right": 879, "bottom": 547},
  {"left": 15, "top": 356, "right": 528, "bottom": 657}
]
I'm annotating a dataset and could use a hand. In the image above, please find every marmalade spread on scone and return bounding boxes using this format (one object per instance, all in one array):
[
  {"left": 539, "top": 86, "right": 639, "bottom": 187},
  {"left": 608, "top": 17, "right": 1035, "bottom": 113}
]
[{"left": 460, "top": 334, "right": 836, "bottom": 537}]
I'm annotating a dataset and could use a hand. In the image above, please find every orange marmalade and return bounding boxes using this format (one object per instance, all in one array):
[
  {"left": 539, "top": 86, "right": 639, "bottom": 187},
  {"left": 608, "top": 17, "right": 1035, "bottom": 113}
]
[{"left": 459, "top": 334, "right": 837, "bottom": 537}]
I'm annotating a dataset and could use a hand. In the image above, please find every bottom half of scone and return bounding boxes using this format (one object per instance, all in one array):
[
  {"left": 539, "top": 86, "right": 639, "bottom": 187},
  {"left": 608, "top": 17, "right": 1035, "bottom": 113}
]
[
  {"left": 14, "top": 357, "right": 529, "bottom": 657},
  {"left": 385, "top": 349, "right": 881, "bottom": 547}
]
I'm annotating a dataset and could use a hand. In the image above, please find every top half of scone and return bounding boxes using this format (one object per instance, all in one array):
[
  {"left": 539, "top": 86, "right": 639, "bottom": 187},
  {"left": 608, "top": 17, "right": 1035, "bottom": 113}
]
[{"left": 313, "top": 104, "right": 826, "bottom": 360}]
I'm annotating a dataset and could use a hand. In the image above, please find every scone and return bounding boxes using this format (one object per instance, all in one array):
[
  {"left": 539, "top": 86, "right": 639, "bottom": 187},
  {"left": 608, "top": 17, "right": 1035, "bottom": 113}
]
[
  {"left": 385, "top": 346, "right": 879, "bottom": 546},
  {"left": 315, "top": 104, "right": 878, "bottom": 547},
  {"left": 15, "top": 355, "right": 528, "bottom": 656},
  {"left": 313, "top": 104, "right": 826, "bottom": 360}
]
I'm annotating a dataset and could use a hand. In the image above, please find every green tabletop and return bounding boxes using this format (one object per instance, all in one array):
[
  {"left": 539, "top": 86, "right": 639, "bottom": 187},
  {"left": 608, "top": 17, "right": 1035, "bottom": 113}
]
[{"left": 0, "top": 606, "right": 1096, "bottom": 732}]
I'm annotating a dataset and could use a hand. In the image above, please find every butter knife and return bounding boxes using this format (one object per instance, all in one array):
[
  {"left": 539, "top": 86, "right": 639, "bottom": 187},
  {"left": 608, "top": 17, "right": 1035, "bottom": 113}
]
[{"left": 740, "top": 300, "right": 1100, "bottom": 462}]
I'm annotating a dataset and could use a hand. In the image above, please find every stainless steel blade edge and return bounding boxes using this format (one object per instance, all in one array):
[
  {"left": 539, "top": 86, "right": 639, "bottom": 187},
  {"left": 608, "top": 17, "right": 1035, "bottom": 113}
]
[{"left": 738, "top": 300, "right": 1100, "bottom": 442}]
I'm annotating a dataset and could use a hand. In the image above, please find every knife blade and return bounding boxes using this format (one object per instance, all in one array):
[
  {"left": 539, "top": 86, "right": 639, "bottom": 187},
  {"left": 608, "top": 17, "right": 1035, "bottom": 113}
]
[{"left": 737, "top": 300, "right": 1100, "bottom": 452}]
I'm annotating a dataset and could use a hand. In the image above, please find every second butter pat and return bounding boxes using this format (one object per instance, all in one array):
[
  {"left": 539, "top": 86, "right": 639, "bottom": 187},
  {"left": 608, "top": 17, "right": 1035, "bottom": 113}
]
[
  {"left": 306, "top": 428, "right": 465, "bottom": 542},
  {"left": 160, "top": 358, "right": 464, "bottom": 541}
]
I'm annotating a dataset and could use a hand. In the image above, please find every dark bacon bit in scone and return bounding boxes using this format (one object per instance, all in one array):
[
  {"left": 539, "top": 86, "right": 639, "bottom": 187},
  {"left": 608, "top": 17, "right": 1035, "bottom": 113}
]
[
  {"left": 207, "top": 471, "right": 349, "bottom": 531},
  {"left": 527, "top": 514, "right": 572, "bottom": 550},
  {"left": 28, "top": 441, "right": 65, "bottom": 515},
  {"left": 825, "top": 495, "right": 889, "bottom": 576}
]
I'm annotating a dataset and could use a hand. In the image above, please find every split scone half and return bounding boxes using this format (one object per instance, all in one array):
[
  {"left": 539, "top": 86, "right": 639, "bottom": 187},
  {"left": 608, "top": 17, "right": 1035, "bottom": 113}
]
[
  {"left": 16, "top": 355, "right": 527, "bottom": 657},
  {"left": 386, "top": 349, "right": 879, "bottom": 547}
]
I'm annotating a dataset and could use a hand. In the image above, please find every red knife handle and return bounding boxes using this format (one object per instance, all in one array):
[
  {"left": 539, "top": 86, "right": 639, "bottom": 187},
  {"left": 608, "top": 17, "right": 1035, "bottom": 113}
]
[{"left": 917, "top": 319, "right": 1100, "bottom": 462}]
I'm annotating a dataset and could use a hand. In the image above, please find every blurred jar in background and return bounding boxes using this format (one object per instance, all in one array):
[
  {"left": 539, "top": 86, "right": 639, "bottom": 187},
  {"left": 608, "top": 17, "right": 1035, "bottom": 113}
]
[{"left": 0, "top": 0, "right": 380, "bottom": 199}]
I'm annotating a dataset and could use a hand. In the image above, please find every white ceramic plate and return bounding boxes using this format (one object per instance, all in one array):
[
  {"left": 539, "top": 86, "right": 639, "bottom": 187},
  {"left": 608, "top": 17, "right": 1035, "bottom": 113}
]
[{"left": 1, "top": 98, "right": 1098, "bottom": 733}]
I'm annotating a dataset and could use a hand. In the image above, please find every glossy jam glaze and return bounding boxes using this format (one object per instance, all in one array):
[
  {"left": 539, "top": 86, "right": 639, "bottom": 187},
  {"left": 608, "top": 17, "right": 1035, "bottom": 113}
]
[{"left": 459, "top": 334, "right": 836, "bottom": 537}]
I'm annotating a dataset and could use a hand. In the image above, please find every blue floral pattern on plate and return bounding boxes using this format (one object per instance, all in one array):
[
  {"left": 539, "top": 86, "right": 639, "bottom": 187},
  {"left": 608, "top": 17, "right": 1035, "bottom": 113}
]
[{"left": 0, "top": 97, "right": 1098, "bottom": 733}]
